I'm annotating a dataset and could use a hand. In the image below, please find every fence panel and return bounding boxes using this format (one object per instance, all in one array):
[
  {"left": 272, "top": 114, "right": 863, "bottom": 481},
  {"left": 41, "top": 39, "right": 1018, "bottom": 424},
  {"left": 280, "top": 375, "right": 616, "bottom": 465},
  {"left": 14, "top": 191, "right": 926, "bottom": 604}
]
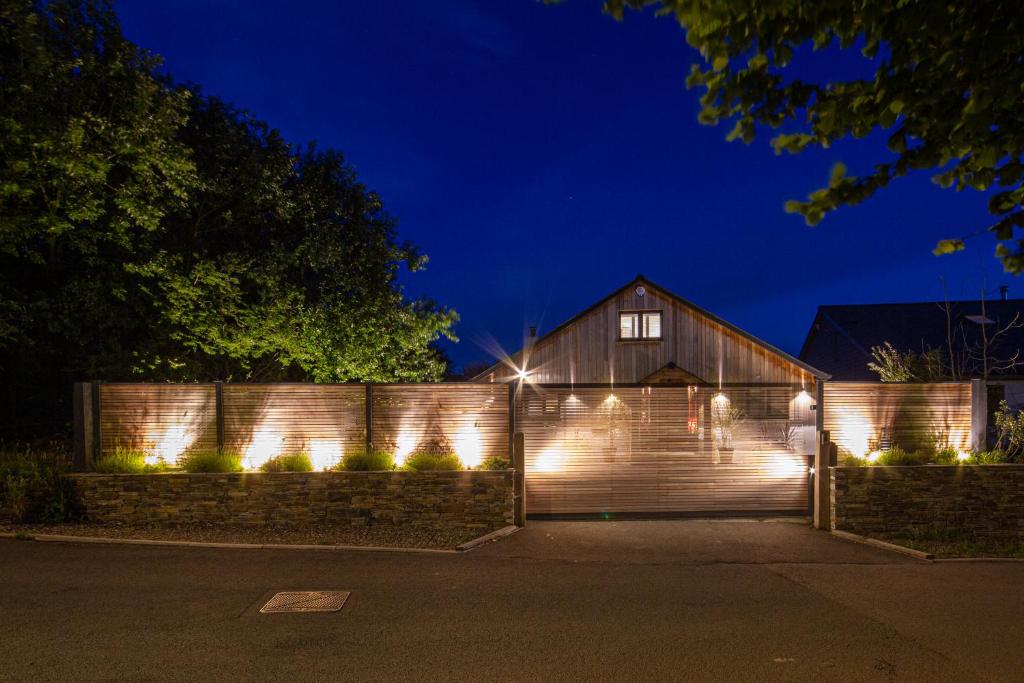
[
  {"left": 519, "top": 384, "right": 813, "bottom": 515},
  {"left": 222, "top": 384, "right": 365, "bottom": 470},
  {"left": 98, "top": 384, "right": 217, "bottom": 463},
  {"left": 371, "top": 384, "right": 510, "bottom": 468},
  {"left": 822, "top": 382, "right": 971, "bottom": 457}
]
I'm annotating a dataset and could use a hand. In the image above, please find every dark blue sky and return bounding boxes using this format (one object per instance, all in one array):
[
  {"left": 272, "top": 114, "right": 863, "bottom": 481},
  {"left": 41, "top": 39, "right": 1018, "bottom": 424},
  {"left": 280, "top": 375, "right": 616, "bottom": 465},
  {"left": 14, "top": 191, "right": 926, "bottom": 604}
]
[{"left": 118, "top": 0, "right": 1009, "bottom": 370}]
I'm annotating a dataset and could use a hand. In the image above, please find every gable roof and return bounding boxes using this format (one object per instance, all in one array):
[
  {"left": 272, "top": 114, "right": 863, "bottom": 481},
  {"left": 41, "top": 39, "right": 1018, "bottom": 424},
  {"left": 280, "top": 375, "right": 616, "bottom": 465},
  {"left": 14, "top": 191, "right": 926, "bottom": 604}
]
[
  {"left": 800, "top": 300, "right": 1024, "bottom": 380},
  {"left": 474, "top": 274, "right": 828, "bottom": 381}
]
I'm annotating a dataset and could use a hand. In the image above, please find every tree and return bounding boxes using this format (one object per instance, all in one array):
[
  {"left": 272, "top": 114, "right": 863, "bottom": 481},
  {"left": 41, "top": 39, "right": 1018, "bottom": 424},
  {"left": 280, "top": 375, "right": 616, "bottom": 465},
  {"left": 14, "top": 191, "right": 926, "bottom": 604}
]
[
  {"left": 0, "top": 0, "right": 197, "bottom": 435},
  {"left": 938, "top": 292, "right": 1022, "bottom": 380},
  {"left": 603, "top": 1, "right": 1024, "bottom": 271},
  {"left": 867, "top": 342, "right": 945, "bottom": 382},
  {"left": 0, "top": 1, "right": 456, "bottom": 437}
]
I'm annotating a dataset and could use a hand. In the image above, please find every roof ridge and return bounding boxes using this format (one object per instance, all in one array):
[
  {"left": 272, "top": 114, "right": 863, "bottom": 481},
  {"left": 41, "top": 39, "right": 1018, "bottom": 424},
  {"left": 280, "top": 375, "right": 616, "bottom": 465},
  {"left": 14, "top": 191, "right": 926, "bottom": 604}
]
[{"left": 819, "top": 299, "right": 1024, "bottom": 308}]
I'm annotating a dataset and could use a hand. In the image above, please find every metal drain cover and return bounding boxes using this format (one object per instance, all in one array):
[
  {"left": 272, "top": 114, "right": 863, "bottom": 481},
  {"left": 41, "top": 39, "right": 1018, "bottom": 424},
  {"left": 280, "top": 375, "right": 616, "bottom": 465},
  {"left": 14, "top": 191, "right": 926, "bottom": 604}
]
[{"left": 260, "top": 591, "right": 350, "bottom": 614}]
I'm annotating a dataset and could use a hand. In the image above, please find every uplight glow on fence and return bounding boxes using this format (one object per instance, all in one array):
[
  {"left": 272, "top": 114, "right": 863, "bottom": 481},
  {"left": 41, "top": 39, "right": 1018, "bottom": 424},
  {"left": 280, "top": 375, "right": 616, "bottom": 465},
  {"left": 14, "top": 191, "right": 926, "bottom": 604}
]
[
  {"left": 394, "top": 433, "right": 418, "bottom": 467},
  {"left": 244, "top": 427, "right": 284, "bottom": 470},
  {"left": 147, "top": 425, "right": 194, "bottom": 465},
  {"left": 533, "top": 448, "right": 564, "bottom": 473},
  {"left": 308, "top": 439, "right": 342, "bottom": 471},
  {"left": 453, "top": 424, "right": 483, "bottom": 469}
]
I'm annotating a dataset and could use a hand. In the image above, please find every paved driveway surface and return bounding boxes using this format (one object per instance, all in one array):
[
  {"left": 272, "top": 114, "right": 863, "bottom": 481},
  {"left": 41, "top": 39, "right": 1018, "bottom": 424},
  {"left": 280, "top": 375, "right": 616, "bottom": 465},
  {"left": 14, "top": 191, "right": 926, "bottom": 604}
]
[{"left": 2, "top": 520, "right": 1022, "bottom": 682}]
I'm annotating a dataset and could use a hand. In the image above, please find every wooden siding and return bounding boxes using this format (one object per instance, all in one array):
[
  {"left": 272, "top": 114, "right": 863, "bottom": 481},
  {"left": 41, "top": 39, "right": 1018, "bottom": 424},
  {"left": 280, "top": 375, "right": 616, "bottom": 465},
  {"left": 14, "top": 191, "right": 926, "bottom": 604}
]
[
  {"left": 822, "top": 382, "right": 971, "bottom": 456},
  {"left": 519, "top": 385, "right": 813, "bottom": 515},
  {"left": 222, "top": 384, "right": 365, "bottom": 469},
  {"left": 371, "top": 384, "right": 510, "bottom": 465},
  {"left": 486, "top": 284, "right": 813, "bottom": 385},
  {"left": 99, "top": 384, "right": 217, "bottom": 461}
]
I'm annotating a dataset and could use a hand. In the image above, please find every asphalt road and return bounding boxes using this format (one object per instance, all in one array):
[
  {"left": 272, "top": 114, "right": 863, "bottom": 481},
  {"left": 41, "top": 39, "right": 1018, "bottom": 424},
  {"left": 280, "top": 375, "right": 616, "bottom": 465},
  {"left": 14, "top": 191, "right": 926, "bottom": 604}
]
[{"left": 2, "top": 520, "right": 1022, "bottom": 682}]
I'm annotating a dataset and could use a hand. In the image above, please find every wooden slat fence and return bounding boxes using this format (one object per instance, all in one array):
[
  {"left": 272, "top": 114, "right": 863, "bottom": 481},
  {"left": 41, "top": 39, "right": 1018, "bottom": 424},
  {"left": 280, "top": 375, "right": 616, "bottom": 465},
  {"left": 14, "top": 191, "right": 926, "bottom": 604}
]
[
  {"left": 222, "top": 384, "right": 365, "bottom": 470},
  {"left": 822, "top": 382, "right": 971, "bottom": 456},
  {"left": 518, "top": 385, "right": 814, "bottom": 515},
  {"left": 371, "top": 384, "right": 510, "bottom": 467},
  {"left": 99, "top": 384, "right": 217, "bottom": 461},
  {"left": 95, "top": 383, "right": 509, "bottom": 470}
]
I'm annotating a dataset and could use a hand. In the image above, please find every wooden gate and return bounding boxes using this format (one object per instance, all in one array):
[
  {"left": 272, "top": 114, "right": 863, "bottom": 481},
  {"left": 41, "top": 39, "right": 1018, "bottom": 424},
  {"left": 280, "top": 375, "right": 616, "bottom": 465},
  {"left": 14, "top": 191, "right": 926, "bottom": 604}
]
[{"left": 518, "top": 385, "right": 813, "bottom": 515}]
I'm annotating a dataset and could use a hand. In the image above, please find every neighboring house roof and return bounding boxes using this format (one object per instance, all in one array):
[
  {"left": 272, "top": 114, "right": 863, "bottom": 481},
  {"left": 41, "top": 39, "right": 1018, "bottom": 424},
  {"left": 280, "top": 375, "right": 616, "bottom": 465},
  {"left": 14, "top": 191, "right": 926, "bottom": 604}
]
[
  {"left": 474, "top": 274, "right": 828, "bottom": 382},
  {"left": 799, "top": 300, "right": 1024, "bottom": 381}
]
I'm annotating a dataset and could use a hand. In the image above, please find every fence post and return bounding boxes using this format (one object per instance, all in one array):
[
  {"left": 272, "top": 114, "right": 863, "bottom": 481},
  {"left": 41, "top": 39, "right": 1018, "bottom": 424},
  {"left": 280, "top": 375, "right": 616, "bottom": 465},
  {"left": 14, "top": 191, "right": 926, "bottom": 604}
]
[
  {"left": 513, "top": 431, "right": 525, "bottom": 527},
  {"left": 970, "top": 379, "right": 987, "bottom": 452},
  {"left": 813, "top": 429, "right": 832, "bottom": 530},
  {"left": 365, "top": 383, "right": 374, "bottom": 452},
  {"left": 214, "top": 381, "right": 225, "bottom": 453},
  {"left": 72, "top": 382, "right": 95, "bottom": 472},
  {"left": 507, "top": 383, "right": 516, "bottom": 459}
]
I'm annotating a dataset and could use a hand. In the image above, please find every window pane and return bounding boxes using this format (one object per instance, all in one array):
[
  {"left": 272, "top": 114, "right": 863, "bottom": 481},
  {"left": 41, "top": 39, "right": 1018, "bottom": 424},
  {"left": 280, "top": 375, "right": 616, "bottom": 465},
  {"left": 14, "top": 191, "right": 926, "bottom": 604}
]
[
  {"left": 643, "top": 312, "right": 661, "bottom": 338},
  {"left": 619, "top": 313, "right": 637, "bottom": 338}
]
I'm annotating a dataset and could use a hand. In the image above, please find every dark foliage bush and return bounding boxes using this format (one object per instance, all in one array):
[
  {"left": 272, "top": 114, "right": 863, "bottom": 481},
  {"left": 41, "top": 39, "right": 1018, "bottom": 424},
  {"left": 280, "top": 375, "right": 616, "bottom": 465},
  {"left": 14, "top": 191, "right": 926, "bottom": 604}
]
[{"left": 0, "top": 443, "right": 72, "bottom": 522}]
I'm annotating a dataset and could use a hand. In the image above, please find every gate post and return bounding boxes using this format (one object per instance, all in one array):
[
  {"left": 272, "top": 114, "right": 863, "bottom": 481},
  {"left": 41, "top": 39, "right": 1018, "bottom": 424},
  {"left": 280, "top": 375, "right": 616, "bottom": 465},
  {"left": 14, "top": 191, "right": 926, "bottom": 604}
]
[
  {"left": 970, "top": 379, "right": 987, "bottom": 452},
  {"left": 214, "top": 381, "right": 225, "bottom": 453},
  {"left": 813, "top": 429, "right": 833, "bottom": 530},
  {"left": 365, "top": 383, "right": 374, "bottom": 453},
  {"left": 513, "top": 431, "right": 525, "bottom": 527},
  {"left": 72, "top": 382, "right": 95, "bottom": 472}
]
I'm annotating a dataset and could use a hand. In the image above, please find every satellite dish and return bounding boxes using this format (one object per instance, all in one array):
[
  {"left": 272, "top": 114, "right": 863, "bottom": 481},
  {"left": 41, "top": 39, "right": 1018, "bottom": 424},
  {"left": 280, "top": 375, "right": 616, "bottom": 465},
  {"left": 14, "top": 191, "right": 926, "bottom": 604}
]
[{"left": 635, "top": 286, "right": 646, "bottom": 297}]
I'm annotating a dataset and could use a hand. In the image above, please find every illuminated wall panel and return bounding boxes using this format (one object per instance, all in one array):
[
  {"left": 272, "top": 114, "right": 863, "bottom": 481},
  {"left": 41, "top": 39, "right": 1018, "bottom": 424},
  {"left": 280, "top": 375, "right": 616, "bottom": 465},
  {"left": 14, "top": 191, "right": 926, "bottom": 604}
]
[
  {"left": 822, "top": 382, "right": 971, "bottom": 457},
  {"left": 222, "top": 384, "right": 365, "bottom": 470},
  {"left": 371, "top": 384, "right": 509, "bottom": 468},
  {"left": 99, "top": 384, "right": 217, "bottom": 464}
]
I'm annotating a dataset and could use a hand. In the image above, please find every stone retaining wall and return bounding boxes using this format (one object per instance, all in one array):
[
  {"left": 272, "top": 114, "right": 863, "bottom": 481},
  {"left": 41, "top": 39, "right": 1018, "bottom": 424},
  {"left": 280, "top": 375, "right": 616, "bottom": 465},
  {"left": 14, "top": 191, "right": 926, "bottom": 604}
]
[
  {"left": 832, "top": 465, "right": 1024, "bottom": 537},
  {"left": 64, "top": 471, "right": 514, "bottom": 531}
]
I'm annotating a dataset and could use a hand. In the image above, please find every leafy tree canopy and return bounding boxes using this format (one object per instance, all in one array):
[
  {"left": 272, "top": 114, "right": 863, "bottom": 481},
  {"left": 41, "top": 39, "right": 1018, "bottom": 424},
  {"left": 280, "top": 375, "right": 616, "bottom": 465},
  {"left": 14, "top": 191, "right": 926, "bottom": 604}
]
[
  {"left": 604, "top": 0, "right": 1024, "bottom": 271},
  {"left": 0, "top": 0, "right": 455, "bottom": 436},
  {"left": 867, "top": 341, "right": 946, "bottom": 382}
]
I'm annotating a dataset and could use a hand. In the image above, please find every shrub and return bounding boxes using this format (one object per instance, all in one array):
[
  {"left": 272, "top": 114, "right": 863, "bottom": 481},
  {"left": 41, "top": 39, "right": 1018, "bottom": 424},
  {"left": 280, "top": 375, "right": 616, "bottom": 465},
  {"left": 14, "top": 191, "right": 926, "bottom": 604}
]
[
  {"left": 260, "top": 453, "right": 313, "bottom": 472},
  {"left": 994, "top": 399, "right": 1024, "bottom": 460},
  {"left": 0, "top": 443, "right": 72, "bottom": 522},
  {"left": 838, "top": 454, "right": 867, "bottom": 467},
  {"left": 93, "top": 447, "right": 168, "bottom": 474},
  {"left": 337, "top": 450, "right": 395, "bottom": 471},
  {"left": 480, "top": 455, "right": 511, "bottom": 470},
  {"left": 874, "top": 447, "right": 930, "bottom": 466},
  {"left": 932, "top": 445, "right": 960, "bottom": 465},
  {"left": 181, "top": 450, "right": 243, "bottom": 473},
  {"left": 965, "top": 449, "right": 1009, "bottom": 464},
  {"left": 403, "top": 451, "right": 462, "bottom": 471}
]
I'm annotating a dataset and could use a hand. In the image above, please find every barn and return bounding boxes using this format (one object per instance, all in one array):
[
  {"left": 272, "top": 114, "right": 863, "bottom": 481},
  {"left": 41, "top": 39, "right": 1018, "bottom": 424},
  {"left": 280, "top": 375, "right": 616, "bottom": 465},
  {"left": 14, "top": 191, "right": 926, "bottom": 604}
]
[{"left": 476, "top": 275, "right": 828, "bottom": 517}]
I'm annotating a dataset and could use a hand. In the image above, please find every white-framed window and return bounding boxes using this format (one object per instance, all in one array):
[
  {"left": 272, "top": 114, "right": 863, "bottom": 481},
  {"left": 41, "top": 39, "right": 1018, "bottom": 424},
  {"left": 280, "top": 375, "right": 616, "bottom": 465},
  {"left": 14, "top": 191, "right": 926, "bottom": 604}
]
[{"left": 619, "top": 311, "right": 662, "bottom": 340}]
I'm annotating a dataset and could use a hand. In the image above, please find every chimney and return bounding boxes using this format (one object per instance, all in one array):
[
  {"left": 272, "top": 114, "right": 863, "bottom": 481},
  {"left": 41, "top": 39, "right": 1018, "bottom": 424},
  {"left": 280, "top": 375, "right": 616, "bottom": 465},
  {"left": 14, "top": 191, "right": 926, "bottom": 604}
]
[
  {"left": 528, "top": 325, "right": 537, "bottom": 338},
  {"left": 1000, "top": 285, "right": 1009, "bottom": 301}
]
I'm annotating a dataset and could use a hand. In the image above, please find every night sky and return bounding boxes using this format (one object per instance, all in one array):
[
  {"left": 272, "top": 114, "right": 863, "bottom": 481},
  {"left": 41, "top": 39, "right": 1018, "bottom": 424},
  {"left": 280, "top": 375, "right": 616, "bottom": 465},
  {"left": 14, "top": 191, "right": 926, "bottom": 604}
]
[{"left": 118, "top": 0, "right": 1009, "bottom": 370}]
